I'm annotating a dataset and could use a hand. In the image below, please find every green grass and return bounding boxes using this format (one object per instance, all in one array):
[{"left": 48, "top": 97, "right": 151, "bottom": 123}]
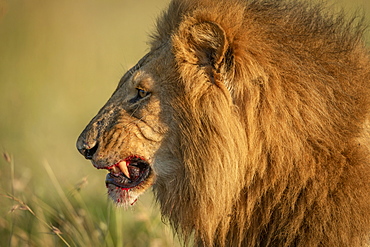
[
  {"left": 1, "top": 153, "right": 180, "bottom": 247},
  {"left": 0, "top": 0, "right": 369, "bottom": 246}
]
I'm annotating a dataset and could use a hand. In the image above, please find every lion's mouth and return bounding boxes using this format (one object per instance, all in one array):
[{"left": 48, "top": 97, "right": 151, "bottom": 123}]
[{"left": 105, "top": 156, "right": 151, "bottom": 189}]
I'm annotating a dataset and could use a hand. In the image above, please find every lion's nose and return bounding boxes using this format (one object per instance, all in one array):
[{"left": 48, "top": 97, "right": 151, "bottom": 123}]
[
  {"left": 77, "top": 139, "right": 99, "bottom": 160},
  {"left": 82, "top": 144, "right": 98, "bottom": 160}
]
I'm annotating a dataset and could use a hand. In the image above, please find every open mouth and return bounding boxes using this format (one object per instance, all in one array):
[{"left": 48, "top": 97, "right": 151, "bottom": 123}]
[{"left": 105, "top": 156, "right": 151, "bottom": 189}]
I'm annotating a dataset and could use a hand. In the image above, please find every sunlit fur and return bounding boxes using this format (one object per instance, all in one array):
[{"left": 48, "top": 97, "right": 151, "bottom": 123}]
[{"left": 149, "top": 0, "right": 370, "bottom": 246}]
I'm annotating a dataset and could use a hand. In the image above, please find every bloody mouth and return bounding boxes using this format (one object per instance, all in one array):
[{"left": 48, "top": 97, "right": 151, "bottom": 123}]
[{"left": 105, "top": 156, "right": 151, "bottom": 189}]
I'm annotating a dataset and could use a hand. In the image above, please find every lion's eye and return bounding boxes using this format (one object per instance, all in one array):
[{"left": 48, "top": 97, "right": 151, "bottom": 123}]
[
  {"left": 137, "top": 89, "right": 150, "bottom": 99},
  {"left": 129, "top": 88, "right": 151, "bottom": 104}
]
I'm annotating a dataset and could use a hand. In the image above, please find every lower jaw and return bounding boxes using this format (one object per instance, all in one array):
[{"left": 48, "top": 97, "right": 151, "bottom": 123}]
[
  {"left": 106, "top": 172, "right": 155, "bottom": 207},
  {"left": 106, "top": 184, "right": 143, "bottom": 206}
]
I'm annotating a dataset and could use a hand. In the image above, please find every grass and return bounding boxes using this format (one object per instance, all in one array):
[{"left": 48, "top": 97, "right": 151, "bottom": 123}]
[{"left": 0, "top": 152, "right": 180, "bottom": 247}]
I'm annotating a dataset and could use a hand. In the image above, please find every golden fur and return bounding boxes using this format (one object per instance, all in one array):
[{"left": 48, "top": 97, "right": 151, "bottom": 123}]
[{"left": 77, "top": 0, "right": 370, "bottom": 246}]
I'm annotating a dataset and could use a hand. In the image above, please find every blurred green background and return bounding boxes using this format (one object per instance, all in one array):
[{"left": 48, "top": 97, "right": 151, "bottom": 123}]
[{"left": 0, "top": 0, "right": 369, "bottom": 246}]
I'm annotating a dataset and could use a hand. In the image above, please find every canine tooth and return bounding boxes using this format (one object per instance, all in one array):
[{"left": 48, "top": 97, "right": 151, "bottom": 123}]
[{"left": 118, "top": 161, "right": 130, "bottom": 178}]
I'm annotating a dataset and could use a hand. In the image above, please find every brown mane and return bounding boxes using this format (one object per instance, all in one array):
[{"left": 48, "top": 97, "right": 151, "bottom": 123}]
[{"left": 151, "top": 0, "right": 370, "bottom": 246}]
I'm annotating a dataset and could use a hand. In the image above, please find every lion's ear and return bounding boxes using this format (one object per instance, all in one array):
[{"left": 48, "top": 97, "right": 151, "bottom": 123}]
[{"left": 174, "top": 21, "right": 229, "bottom": 82}]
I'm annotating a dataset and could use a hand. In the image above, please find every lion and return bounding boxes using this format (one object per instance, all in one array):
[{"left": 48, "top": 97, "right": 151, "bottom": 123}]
[{"left": 76, "top": 0, "right": 370, "bottom": 246}]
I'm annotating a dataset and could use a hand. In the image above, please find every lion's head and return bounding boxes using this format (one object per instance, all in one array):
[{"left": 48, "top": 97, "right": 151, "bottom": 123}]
[{"left": 77, "top": 0, "right": 370, "bottom": 246}]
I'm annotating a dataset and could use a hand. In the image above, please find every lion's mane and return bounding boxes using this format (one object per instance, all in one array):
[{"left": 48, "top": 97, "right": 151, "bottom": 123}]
[{"left": 150, "top": 0, "right": 370, "bottom": 246}]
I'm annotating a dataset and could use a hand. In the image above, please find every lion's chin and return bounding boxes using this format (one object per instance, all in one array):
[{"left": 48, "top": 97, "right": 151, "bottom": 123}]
[
  {"left": 106, "top": 184, "right": 146, "bottom": 207},
  {"left": 106, "top": 175, "right": 155, "bottom": 206}
]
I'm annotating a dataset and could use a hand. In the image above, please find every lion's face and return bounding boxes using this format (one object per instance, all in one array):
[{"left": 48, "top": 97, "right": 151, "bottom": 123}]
[
  {"left": 77, "top": 46, "right": 176, "bottom": 206},
  {"left": 76, "top": 5, "right": 246, "bottom": 212}
]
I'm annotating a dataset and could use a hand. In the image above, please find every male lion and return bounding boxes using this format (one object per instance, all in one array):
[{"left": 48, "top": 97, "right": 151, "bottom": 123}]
[{"left": 76, "top": 0, "right": 370, "bottom": 246}]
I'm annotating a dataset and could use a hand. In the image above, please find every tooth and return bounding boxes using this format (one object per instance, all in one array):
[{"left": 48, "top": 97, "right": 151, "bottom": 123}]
[
  {"left": 118, "top": 161, "right": 130, "bottom": 178},
  {"left": 111, "top": 166, "right": 120, "bottom": 174}
]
